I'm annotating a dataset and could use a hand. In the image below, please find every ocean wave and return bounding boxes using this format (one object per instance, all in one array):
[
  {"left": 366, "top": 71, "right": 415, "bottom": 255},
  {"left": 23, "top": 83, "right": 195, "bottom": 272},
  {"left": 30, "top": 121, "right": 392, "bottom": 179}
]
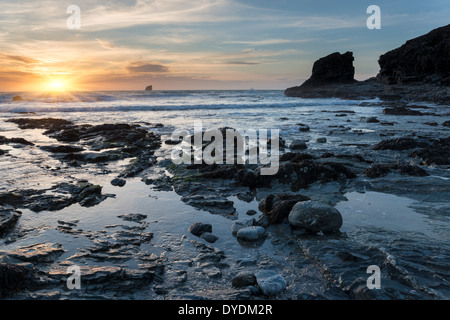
[{"left": 0, "top": 91, "right": 374, "bottom": 113}]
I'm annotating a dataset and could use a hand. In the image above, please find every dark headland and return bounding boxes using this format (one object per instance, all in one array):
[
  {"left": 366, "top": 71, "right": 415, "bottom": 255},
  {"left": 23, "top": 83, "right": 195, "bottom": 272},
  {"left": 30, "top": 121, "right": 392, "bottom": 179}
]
[{"left": 285, "top": 24, "right": 450, "bottom": 104}]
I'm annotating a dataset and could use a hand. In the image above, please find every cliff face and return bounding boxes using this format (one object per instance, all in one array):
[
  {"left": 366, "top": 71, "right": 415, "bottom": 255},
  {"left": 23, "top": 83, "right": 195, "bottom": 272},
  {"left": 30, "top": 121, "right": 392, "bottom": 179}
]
[
  {"left": 301, "top": 51, "right": 356, "bottom": 87},
  {"left": 377, "top": 24, "right": 450, "bottom": 85},
  {"left": 285, "top": 24, "right": 450, "bottom": 104}
]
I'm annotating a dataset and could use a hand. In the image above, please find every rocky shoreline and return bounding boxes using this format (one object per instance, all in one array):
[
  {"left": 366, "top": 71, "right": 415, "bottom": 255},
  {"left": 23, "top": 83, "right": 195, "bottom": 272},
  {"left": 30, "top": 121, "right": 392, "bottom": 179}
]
[
  {"left": 285, "top": 24, "right": 450, "bottom": 105},
  {"left": 1, "top": 99, "right": 448, "bottom": 300}
]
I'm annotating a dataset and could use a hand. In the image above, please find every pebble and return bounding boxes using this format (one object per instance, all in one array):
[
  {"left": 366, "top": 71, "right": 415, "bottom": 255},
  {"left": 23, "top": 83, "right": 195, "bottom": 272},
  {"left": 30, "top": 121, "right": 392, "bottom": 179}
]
[
  {"left": 231, "top": 218, "right": 255, "bottom": 236},
  {"left": 236, "top": 226, "right": 266, "bottom": 241},
  {"left": 188, "top": 222, "right": 213, "bottom": 237},
  {"left": 200, "top": 232, "right": 219, "bottom": 243}
]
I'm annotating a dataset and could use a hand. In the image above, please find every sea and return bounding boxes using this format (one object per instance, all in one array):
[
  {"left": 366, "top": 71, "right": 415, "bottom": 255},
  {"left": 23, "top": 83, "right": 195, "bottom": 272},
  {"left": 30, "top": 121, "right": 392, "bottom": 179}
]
[{"left": 0, "top": 90, "right": 449, "bottom": 299}]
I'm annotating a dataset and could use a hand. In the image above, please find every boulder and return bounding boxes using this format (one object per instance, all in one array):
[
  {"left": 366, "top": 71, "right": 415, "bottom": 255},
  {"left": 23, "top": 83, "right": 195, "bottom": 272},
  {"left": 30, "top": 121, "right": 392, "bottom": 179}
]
[
  {"left": 236, "top": 226, "right": 266, "bottom": 241},
  {"left": 111, "top": 178, "right": 126, "bottom": 187},
  {"left": 255, "top": 270, "right": 287, "bottom": 296},
  {"left": 288, "top": 201, "right": 343, "bottom": 234},
  {"left": 231, "top": 218, "right": 255, "bottom": 236},
  {"left": 289, "top": 140, "right": 307, "bottom": 150},
  {"left": 366, "top": 117, "right": 380, "bottom": 123},
  {"left": 188, "top": 222, "right": 212, "bottom": 237},
  {"left": 200, "top": 232, "right": 219, "bottom": 243},
  {"left": 296, "top": 123, "right": 310, "bottom": 132},
  {"left": 257, "top": 194, "right": 310, "bottom": 226},
  {"left": 231, "top": 272, "right": 257, "bottom": 288}
]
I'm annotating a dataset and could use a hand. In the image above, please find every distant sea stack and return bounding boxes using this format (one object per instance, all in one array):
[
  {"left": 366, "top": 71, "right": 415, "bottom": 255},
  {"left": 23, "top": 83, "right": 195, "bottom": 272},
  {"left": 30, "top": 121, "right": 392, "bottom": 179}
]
[
  {"left": 285, "top": 24, "right": 450, "bottom": 104},
  {"left": 145, "top": 85, "right": 153, "bottom": 91}
]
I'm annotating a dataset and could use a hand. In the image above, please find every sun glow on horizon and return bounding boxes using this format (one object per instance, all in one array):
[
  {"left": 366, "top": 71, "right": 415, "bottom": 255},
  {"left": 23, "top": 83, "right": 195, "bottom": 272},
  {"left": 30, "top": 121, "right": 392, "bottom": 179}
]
[
  {"left": 49, "top": 80, "right": 65, "bottom": 91},
  {"left": 38, "top": 74, "right": 80, "bottom": 92}
]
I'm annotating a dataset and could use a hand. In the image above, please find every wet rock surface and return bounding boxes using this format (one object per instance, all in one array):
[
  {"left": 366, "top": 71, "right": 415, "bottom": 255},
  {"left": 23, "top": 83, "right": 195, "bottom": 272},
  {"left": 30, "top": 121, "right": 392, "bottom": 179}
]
[
  {"left": 373, "top": 137, "right": 427, "bottom": 151},
  {"left": 0, "top": 135, "right": 34, "bottom": 146},
  {"left": 383, "top": 106, "right": 432, "bottom": 116},
  {"left": 0, "top": 180, "right": 113, "bottom": 212},
  {"left": 0, "top": 99, "right": 448, "bottom": 300},
  {"left": 3, "top": 243, "right": 65, "bottom": 263},
  {"left": 0, "top": 207, "right": 21, "bottom": 237},
  {"left": 364, "top": 162, "right": 429, "bottom": 178},
  {"left": 6, "top": 118, "right": 161, "bottom": 172}
]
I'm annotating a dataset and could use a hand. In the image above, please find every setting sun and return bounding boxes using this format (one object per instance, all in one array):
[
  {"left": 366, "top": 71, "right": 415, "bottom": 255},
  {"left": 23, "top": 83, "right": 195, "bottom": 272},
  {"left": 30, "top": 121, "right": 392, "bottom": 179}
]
[
  {"left": 49, "top": 81, "right": 65, "bottom": 91},
  {"left": 39, "top": 75, "right": 78, "bottom": 92}
]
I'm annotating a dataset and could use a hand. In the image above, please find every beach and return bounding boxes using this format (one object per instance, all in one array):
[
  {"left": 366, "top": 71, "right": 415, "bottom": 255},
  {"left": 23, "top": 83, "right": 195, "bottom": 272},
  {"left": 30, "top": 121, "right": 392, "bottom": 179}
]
[{"left": 0, "top": 90, "right": 449, "bottom": 299}]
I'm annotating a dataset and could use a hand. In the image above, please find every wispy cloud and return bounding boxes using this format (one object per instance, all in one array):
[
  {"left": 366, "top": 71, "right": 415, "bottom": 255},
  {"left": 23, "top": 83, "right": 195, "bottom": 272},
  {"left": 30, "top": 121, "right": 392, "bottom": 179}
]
[
  {"left": 284, "top": 16, "right": 364, "bottom": 30},
  {"left": 223, "top": 38, "right": 316, "bottom": 46},
  {"left": 223, "top": 61, "right": 260, "bottom": 65},
  {"left": 1, "top": 54, "right": 40, "bottom": 64},
  {"left": 8, "top": 0, "right": 235, "bottom": 32},
  {"left": 96, "top": 39, "right": 116, "bottom": 49}
]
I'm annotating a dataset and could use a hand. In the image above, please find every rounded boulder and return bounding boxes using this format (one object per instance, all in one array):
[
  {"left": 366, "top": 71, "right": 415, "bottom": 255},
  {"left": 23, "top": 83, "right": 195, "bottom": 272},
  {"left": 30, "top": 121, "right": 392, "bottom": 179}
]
[{"left": 288, "top": 201, "right": 342, "bottom": 234}]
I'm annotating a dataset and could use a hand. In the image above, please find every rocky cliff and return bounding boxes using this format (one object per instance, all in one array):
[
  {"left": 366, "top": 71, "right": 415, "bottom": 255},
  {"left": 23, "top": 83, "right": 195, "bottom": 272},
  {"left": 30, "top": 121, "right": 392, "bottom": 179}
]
[
  {"left": 285, "top": 24, "right": 450, "bottom": 104},
  {"left": 377, "top": 24, "right": 450, "bottom": 85},
  {"left": 301, "top": 51, "right": 356, "bottom": 86}
]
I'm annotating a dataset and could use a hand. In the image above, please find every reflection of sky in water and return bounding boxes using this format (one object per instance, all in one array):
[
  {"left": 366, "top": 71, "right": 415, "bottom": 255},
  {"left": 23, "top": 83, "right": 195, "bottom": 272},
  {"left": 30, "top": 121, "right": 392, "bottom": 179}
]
[
  {"left": 337, "top": 191, "right": 448, "bottom": 239},
  {"left": 0, "top": 177, "right": 276, "bottom": 264}
]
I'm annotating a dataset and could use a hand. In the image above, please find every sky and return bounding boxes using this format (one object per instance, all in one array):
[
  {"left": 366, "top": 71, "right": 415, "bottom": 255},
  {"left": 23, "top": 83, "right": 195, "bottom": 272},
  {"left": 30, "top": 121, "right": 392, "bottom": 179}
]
[{"left": 0, "top": 0, "right": 449, "bottom": 91}]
